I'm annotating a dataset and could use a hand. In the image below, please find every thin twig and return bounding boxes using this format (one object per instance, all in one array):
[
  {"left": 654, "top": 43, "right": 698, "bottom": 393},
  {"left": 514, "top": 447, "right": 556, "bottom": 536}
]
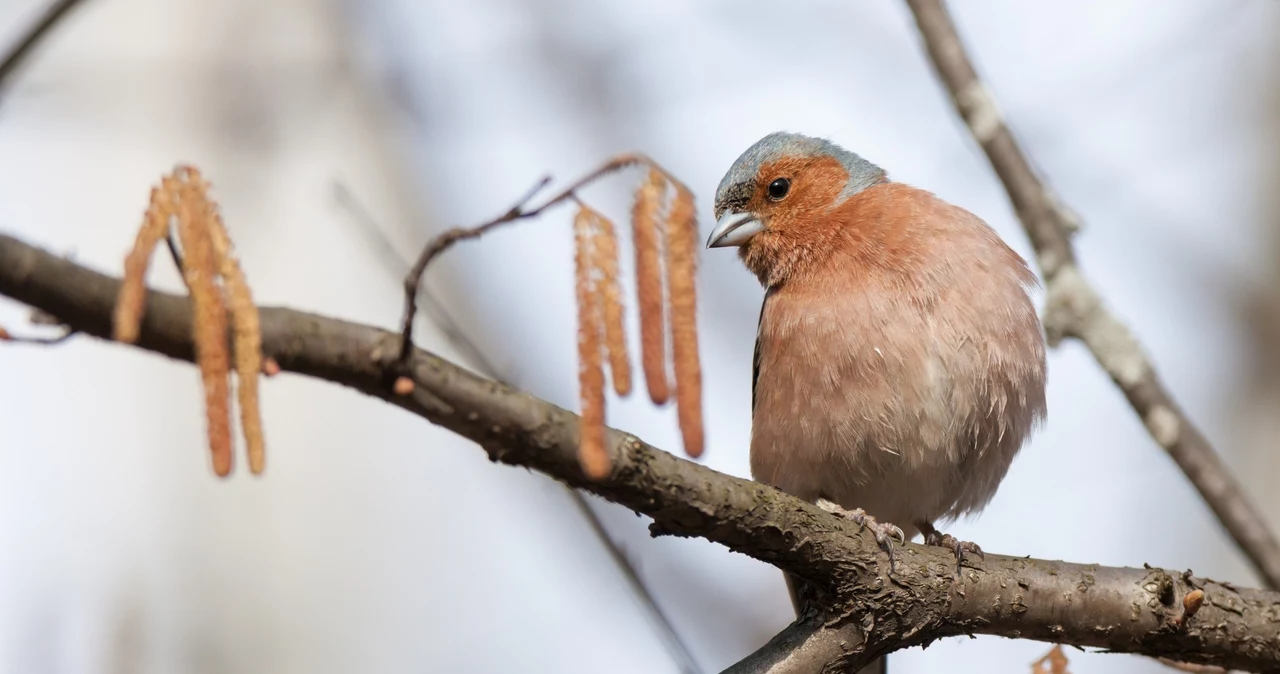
[
  {"left": 903, "top": 0, "right": 1280, "bottom": 590},
  {"left": 165, "top": 231, "right": 183, "bottom": 271},
  {"left": 567, "top": 494, "right": 703, "bottom": 674},
  {"left": 332, "top": 182, "right": 704, "bottom": 674},
  {"left": 396, "top": 153, "right": 687, "bottom": 364},
  {"left": 333, "top": 182, "right": 502, "bottom": 376},
  {"left": 0, "top": 0, "right": 91, "bottom": 100}
]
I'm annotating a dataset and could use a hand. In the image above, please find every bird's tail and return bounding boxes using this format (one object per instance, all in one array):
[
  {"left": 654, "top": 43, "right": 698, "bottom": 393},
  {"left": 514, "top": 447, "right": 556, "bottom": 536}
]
[{"left": 785, "top": 572, "right": 887, "bottom": 674}]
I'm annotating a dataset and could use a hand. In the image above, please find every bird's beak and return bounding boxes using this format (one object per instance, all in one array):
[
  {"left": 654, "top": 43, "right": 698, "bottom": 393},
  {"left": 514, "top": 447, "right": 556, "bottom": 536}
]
[{"left": 706, "top": 210, "right": 764, "bottom": 249}]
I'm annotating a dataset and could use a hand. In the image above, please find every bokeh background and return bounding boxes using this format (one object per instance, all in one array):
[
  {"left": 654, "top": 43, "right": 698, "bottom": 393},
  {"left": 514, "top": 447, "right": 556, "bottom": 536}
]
[{"left": 1, "top": 0, "right": 1278, "bottom": 672}]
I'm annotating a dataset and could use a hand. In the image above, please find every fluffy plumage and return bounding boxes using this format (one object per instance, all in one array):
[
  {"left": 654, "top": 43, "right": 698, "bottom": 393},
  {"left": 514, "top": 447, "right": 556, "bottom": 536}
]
[{"left": 709, "top": 133, "right": 1047, "bottom": 665}]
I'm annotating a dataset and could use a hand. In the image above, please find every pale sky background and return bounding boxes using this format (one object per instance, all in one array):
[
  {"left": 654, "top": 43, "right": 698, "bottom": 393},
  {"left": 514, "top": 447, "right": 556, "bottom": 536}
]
[{"left": 0, "top": 1, "right": 1278, "bottom": 673}]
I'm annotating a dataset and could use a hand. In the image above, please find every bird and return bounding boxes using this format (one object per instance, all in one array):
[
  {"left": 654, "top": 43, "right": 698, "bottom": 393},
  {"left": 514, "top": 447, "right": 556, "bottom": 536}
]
[{"left": 707, "top": 132, "right": 1047, "bottom": 671}]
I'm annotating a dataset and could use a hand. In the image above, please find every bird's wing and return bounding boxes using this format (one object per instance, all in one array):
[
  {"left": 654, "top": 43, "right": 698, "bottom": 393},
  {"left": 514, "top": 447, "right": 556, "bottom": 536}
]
[{"left": 752, "top": 287, "right": 775, "bottom": 416}]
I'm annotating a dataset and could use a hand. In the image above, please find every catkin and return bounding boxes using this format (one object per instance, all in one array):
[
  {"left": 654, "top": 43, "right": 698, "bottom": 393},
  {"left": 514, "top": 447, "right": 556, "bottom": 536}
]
[
  {"left": 632, "top": 168, "right": 669, "bottom": 405},
  {"left": 585, "top": 206, "right": 632, "bottom": 397},
  {"left": 666, "top": 186, "right": 704, "bottom": 457},
  {"left": 114, "top": 187, "right": 173, "bottom": 343},
  {"left": 575, "top": 207, "right": 611, "bottom": 479},
  {"left": 174, "top": 169, "right": 234, "bottom": 477},
  {"left": 203, "top": 183, "right": 266, "bottom": 475}
]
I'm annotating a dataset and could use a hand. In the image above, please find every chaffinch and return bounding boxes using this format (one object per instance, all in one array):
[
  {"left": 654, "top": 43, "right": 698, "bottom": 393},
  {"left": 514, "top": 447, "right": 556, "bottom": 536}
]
[{"left": 708, "top": 131, "right": 1046, "bottom": 576}]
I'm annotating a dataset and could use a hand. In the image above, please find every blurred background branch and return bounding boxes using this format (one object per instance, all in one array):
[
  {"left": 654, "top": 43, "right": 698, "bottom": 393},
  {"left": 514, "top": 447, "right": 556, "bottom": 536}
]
[
  {"left": 0, "top": 0, "right": 88, "bottom": 100},
  {"left": 905, "top": 0, "right": 1280, "bottom": 590}
]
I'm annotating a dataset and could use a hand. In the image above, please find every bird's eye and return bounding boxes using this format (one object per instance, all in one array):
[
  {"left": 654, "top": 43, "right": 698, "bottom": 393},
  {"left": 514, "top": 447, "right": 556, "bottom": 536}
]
[{"left": 767, "top": 178, "right": 791, "bottom": 201}]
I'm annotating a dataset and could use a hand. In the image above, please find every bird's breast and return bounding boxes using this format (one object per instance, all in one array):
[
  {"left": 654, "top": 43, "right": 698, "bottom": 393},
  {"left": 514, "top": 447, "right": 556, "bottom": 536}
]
[{"left": 749, "top": 270, "right": 1045, "bottom": 527}]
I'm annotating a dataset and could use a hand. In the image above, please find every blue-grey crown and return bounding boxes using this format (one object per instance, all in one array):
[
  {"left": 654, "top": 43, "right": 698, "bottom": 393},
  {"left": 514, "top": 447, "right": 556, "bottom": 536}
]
[{"left": 714, "top": 132, "right": 885, "bottom": 218}]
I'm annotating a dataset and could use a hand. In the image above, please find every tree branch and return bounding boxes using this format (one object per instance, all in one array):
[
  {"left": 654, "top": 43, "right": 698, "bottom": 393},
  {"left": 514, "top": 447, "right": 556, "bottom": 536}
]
[
  {"left": 720, "top": 612, "right": 866, "bottom": 674},
  {"left": 397, "top": 152, "right": 690, "bottom": 364},
  {"left": 0, "top": 0, "right": 90, "bottom": 100},
  {"left": 3, "top": 231, "right": 1280, "bottom": 671},
  {"left": 903, "top": 0, "right": 1280, "bottom": 591}
]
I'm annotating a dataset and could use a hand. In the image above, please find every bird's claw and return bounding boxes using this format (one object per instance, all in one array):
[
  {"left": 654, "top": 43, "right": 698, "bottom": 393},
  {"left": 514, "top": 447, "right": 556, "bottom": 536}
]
[
  {"left": 816, "top": 499, "right": 904, "bottom": 573},
  {"left": 851, "top": 509, "right": 906, "bottom": 546},
  {"left": 922, "top": 527, "right": 984, "bottom": 574}
]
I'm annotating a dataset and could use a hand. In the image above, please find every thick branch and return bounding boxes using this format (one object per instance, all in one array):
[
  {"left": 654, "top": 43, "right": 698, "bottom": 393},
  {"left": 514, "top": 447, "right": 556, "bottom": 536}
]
[
  {"left": 903, "top": 0, "right": 1280, "bottom": 591},
  {"left": 720, "top": 613, "right": 865, "bottom": 674},
  {"left": 3, "top": 232, "right": 1280, "bottom": 671}
]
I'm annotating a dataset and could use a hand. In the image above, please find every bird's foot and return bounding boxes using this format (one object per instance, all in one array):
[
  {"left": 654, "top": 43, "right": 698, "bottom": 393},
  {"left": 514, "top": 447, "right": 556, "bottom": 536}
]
[
  {"left": 816, "top": 499, "right": 905, "bottom": 573},
  {"left": 917, "top": 521, "right": 983, "bottom": 575}
]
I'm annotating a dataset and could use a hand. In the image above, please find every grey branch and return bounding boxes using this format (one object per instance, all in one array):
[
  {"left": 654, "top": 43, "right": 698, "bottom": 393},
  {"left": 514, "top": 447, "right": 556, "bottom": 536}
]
[
  {"left": 3, "top": 232, "right": 1280, "bottom": 671},
  {"left": 0, "top": 0, "right": 91, "bottom": 101},
  {"left": 903, "top": 0, "right": 1280, "bottom": 591}
]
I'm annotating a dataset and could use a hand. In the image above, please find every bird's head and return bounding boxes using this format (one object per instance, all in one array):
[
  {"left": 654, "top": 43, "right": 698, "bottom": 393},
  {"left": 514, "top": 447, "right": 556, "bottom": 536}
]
[{"left": 708, "top": 132, "right": 887, "bottom": 286}]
